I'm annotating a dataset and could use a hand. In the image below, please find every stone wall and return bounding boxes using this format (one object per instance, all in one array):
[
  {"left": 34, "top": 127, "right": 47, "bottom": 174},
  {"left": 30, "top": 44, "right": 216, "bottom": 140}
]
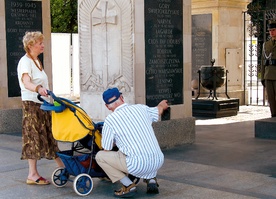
[
  {"left": 0, "top": 0, "right": 196, "bottom": 150},
  {"left": 191, "top": 0, "right": 251, "bottom": 104},
  {"left": 0, "top": 0, "right": 52, "bottom": 133}
]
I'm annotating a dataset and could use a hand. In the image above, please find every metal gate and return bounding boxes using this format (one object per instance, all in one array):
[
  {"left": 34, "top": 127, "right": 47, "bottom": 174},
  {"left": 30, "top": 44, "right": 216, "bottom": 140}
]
[{"left": 244, "top": 6, "right": 276, "bottom": 105}]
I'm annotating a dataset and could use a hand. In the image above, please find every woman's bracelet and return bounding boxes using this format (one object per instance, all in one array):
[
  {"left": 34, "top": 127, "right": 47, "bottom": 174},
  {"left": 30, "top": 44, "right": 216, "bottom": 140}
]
[{"left": 35, "top": 85, "right": 43, "bottom": 93}]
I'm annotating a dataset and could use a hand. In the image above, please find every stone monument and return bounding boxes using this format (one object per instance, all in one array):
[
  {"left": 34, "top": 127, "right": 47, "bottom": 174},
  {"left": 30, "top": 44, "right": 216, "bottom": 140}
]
[
  {"left": 0, "top": 0, "right": 52, "bottom": 133},
  {"left": 78, "top": 0, "right": 195, "bottom": 148},
  {"left": 192, "top": 0, "right": 250, "bottom": 104},
  {"left": 190, "top": 0, "right": 250, "bottom": 117}
]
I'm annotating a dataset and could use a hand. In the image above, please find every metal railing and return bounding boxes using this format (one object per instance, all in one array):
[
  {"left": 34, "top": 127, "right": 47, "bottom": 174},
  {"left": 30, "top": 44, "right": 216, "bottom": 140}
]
[{"left": 243, "top": 9, "right": 276, "bottom": 105}]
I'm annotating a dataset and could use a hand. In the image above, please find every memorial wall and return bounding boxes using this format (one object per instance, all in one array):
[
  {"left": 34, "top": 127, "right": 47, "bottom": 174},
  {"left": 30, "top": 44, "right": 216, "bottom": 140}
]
[
  {"left": 0, "top": 0, "right": 51, "bottom": 133},
  {"left": 78, "top": 0, "right": 195, "bottom": 148}
]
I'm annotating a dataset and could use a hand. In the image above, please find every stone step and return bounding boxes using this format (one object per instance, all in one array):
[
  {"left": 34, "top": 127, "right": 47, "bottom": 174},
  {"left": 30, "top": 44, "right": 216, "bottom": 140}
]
[{"left": 255, "top": 118, "right": 276, "bottom": 139}]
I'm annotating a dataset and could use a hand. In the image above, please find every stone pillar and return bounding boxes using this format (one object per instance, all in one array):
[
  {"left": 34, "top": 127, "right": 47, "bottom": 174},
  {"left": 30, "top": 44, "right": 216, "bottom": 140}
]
[
  {"left": 79, "top": 0, "right": 195, "bottom": 148},
  {"left": 0, "top": 0, "right": 52, "bottom": 133},
  {"left": 192, "top": 0, "right": 250, "bottom": 104}
]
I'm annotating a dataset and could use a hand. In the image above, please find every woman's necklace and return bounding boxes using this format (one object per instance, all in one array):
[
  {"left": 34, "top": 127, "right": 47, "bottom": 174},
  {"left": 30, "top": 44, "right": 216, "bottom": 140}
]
[{"left": 27, "top": 53, "right": 43, "bottom": 71}]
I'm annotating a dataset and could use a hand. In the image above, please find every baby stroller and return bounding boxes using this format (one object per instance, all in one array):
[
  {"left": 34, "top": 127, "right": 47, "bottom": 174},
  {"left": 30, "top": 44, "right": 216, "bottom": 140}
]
[{"left": 38, "top": 91, "right": 108, "bottom": 196}]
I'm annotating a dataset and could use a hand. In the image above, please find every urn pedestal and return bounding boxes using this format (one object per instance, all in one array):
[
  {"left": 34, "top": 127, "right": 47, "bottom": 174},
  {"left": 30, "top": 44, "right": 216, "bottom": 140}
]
[{"left": 192, "top": 61, "right": 239, "bottom": 118}]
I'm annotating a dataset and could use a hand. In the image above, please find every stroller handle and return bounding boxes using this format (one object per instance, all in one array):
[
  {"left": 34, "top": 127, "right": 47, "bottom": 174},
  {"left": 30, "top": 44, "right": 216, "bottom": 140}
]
[
  {"left": 38, "top": 90, "right": 66, "bottom": 112},
  {"left": 37, "top": 90, "right": 60, "bottom": 102}
]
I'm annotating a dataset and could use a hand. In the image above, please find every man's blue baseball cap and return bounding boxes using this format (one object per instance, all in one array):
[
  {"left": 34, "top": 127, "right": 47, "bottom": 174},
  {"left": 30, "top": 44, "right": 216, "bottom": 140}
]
[{"left": 102, "top": 87, "right": 122, "bottom": 104}]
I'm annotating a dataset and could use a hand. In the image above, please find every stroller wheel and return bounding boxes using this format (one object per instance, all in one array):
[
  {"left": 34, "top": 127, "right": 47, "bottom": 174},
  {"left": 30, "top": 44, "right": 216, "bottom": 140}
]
[
  {"left": 73, "top": 173, "right": 93, "bottom": 196},
  {"left": 52, "top": 167, "right": 69, "bottom": 187}
]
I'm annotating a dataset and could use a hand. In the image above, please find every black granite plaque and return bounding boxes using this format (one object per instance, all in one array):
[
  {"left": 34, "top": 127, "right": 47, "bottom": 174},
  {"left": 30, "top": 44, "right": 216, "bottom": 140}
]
[
  {"left": 192, "top": 14, "right": 212, "bottom": 81},
  {"left": 5, "top": 0, "right": 42, "bottom": 97},
  {"left": 145, "top": 0, "right": 183, "bottom": 107}
]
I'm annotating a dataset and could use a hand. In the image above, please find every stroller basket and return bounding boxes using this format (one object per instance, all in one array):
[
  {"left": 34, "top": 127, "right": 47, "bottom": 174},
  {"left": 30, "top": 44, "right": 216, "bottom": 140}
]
[
  {"left": 57, "top": 150, "right": 89, "bottom": 176},
  {"left": 57, "top": 150, "right": 106, "bottom": 177}
]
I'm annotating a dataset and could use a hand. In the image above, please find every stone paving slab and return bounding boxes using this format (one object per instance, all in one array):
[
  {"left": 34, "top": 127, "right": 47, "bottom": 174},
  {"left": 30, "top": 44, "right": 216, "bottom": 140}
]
[{"left": 0, "top": 106, "right": 276, "bottom": 199}]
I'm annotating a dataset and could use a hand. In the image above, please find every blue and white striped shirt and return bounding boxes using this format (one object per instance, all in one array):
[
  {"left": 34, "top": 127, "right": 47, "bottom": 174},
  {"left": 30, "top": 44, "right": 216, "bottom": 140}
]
[{"left": 101, "top": 103, "right": 164, "bottom": 179}]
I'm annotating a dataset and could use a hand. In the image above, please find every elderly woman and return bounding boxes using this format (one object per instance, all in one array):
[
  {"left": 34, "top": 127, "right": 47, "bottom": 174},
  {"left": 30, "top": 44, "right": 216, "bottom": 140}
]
[{"left": 17, "top": 31, "right": 64, "bottom": 185}]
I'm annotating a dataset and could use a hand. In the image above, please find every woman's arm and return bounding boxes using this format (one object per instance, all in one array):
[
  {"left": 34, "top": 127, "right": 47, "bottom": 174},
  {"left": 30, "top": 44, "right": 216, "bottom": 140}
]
[{"left": 21, "top": 73, "right": 48, "bottom": 96}]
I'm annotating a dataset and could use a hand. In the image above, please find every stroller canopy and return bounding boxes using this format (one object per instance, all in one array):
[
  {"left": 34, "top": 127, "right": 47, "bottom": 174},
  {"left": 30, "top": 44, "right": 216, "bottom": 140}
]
[{"left": 39, "top": 91, "right": 102, "bottom": 149}]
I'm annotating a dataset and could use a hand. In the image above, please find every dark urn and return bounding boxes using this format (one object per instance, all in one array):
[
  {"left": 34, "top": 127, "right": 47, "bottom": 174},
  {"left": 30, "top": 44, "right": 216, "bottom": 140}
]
[{"left": 200, "top": 60, "right": 226, "bottom": 91}]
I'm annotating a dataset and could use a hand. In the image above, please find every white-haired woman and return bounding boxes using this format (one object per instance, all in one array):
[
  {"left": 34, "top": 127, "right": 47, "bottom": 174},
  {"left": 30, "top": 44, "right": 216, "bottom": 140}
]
[{"left": 17, "top": 31, "right": 64, "bottom": 185}]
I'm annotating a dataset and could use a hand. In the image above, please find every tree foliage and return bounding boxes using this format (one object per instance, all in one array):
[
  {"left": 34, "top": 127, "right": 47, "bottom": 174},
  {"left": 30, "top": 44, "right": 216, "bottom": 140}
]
[
  {"left": 246, "top": 0, "right": 275, "bottom": 38},
  {"left": 247, "top": 0, "right": 266, "bottom": 38},
  {"left": 50, "top": 0, "right": 78, "bottom": 33}
]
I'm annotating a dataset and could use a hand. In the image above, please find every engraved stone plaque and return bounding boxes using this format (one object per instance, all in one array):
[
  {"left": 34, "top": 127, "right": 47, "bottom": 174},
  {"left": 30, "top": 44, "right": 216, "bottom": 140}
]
[
  {"left": 192, "top": 14, "right": 212, "bottom": 81},
  {"left": 5, "top": 0, "right": 42, "bottom": 97},
  {"left": 145, "top": 0, "right": 183, "bottom": 107}
]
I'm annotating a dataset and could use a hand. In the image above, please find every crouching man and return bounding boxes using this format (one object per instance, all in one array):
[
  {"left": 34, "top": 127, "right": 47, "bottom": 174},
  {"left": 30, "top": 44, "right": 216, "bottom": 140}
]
[{"left": 96, "top": 87, "right": 168, "bottom": 198}]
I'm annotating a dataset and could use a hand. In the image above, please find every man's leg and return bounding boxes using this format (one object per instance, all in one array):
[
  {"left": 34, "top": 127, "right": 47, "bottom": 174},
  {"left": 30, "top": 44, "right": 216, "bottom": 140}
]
[
  {"left": 144, "top": 177, "right": 159, "bottom": 194},
  {"left": 96, "top": 151, "right": 137, "bottom": 197},
  {"left": 271, "top": 80, "right": 276, "bottom": 117},
  {"left": 95, "top": 150, "right": 128, "bottom": 183},
  {"left": 128, "top": 174, "right": 140, "bottom": 184}
]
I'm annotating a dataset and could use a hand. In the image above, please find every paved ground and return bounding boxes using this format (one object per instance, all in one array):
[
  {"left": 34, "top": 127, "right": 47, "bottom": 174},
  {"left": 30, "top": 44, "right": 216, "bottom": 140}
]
[{"left": 1, "top": 105, "right": 276, "bottom": 199}]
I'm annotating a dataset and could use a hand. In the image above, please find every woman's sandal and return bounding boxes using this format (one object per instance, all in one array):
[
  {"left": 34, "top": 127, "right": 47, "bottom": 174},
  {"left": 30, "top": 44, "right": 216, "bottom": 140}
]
[{"left": 26, "top": 177, "right": 50, "bottom": 185}]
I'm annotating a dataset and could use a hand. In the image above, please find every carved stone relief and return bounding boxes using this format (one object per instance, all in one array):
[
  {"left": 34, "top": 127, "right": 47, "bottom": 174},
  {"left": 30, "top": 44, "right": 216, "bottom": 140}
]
[{"left": 79, "top": 0, "right": 133, "bottom": 93}]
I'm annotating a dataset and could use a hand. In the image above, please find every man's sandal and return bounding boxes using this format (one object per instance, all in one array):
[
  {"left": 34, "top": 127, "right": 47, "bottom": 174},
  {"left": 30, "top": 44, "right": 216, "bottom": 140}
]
[
  {"left": 114, "top": 183, "right": 137, "bottom": 198},
  {"left": 128, "top": 174, "right": 140, "bottom": 185},
  {"left": 144, "top": 178, "right": 159, "bottom": 194}
]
